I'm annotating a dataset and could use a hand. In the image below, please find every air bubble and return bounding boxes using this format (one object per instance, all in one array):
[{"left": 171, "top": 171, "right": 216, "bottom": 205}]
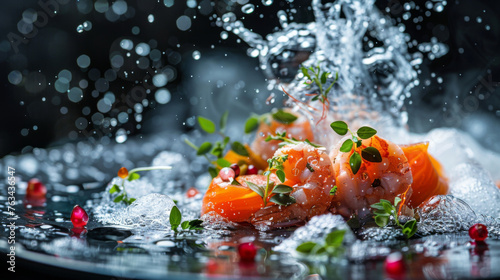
[
  {"left": 148, "top": 14, "right": 154, "bottom": 23},
  {"left": 8, "top": 70, "right": 23, "bottom": 85},
  {"left": 112, "top": 0, "right": 128, "bottom": 15},
  {"left": 135, "top": 43, "right": 151, "bottom": 56},
  {"left": 262, "top": 0, "right": 273, "bottom": 6},
  {"left": 152, "top": 74, "right": 168, "bottom": 87},
  {"left": 176, "top": 15, "right": 191, "bottom": 31},
  {"left": 68, "top": 87, "right": 84, "bottom": 103}
]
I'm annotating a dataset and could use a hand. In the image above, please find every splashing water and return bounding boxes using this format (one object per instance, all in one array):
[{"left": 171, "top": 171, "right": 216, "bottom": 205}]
[{"left": 218, "top": 0, "right": 430, "bottom": 147}]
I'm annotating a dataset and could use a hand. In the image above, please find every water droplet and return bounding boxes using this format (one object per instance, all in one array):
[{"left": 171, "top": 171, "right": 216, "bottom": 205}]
[
  {"left": 192, "top": 50, "right": 201, "bottom": 60},
  {"left": 76, "top": 25, "right": 84, "bottom": 33},
  {"left": 262, "top": 0, "right": 273, "bottom": 6},
  {"left": 115, "top": 128, "right": 128, "bottom": 143},
  {"left": 241, "top": 3, "right": 255, "bottom": 14},
  {"left": 148, "top": 14, "right": 154, "bottom": 23}
]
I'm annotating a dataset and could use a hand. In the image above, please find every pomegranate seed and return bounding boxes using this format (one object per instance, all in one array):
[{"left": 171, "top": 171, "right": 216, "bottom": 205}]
[
  {"left": 238, "top": 242, "right": 257, "bottom": 262},
  {"left": 230, "top": 164, "right": 240, "bottom": 177},
  {"left": 118, "top": 167, "right": 129, "bottom": 179},
  {"left": 26, "top": 178, "right": 47, "bottom": 198},
  {"left": 384, "top": 252, "right": 405, "bottom": 276},
  {"left": 219, "top": 167, "right": 235, "bottom": 181},
  {"left": 71, "top": 205, "right": 89, "bottom": 228},
  {"left": 205, "top": 259, "right": 218, "bottom": 274},
  {"left": 469, "top": 223, "right": 488, "bottom": 241},
  {"left": 186, "top": 187, "right": 200, "bottom": 198},
  {"left": 246, "top": 165, "right": 258, "bottom": 175}
]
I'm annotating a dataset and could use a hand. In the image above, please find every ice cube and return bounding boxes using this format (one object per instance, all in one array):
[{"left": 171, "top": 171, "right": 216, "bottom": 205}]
[
  {"left": 449, "top": 163, "right": 500, "bottom": 218},
  {"left": 124, "top": 193, "right": 176, "bottom": 229},
  {"left": 274, "top": 214, "right": 354, "bottom": 254},
  {"left": 417, "top": 195, "right": 477, "bottom": 235}
]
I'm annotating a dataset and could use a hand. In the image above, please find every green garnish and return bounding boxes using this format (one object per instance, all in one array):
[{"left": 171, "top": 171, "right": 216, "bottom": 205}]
[
  {"left": 169, "top": 205, "right": 203, "bottom": 232},
  {"left": 246, "top": 154, "right": 295, "bottom": 207},
  {"left": 111, "top": 166, "right": 172, "bottom": 205},
  {"left": 329, "top": 185, "right": 337, "bottom": 196},
  {"left": 371, "top": 197, "right": 417, "bottom": 239},
  {"left": 185, "top": 111, "right": 250, "bottom": 178},
  {"left": 330, "top": 121, "right": 382, "bottom": 175},
  {"left": 296, "top": 229, "right": 346, "bottom": 256},
  {"left": 244, "top": 108, "right": 299, "bottom": 134},
  {"left": 264, "top": 131, "right": 322, "bottom": 148},
  {"left": 300, "top": 64, "right": 339, "bottom": 123}
]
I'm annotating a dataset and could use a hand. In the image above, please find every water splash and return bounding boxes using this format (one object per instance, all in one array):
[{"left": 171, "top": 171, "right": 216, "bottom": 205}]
[{"left": 216, "top": 0, "right": 450, "bottom": 147}]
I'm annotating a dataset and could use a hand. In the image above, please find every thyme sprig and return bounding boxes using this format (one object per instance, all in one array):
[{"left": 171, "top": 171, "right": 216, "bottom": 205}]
[
  {"left": 184, "top": 111, "right": 249, "bottom": 178},
  {"left": 330, "top": 121, "right": 382, "bottom": 174},
  {"left": 110, "top": 166, "right": 172, "bottom": 205},
  {"left": 300, "top": 64, "right": 339, "bottom": 123},
  {"left": 246, "top": 154, "right": 295, "bottom": 207},
  {"left": 371, "top": 197, "right": 417, "bottom": 239},
  {"left": 264, "top": 131, "right": 323, "bottom": 149}
]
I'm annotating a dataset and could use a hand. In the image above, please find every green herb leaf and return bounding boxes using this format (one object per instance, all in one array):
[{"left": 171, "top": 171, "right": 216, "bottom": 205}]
[
  {"left": 272, "top": 109, "right": 298, "bottom": 124},
  {"left": 113, "top": 194, "right": 124, "bottom": 203},
  {"left": 231, "top": 141, "right": 249, "bottom": 156},
  {"left": 357, "top": 126, "right": 377, "bottom": 139},
  {"left": 197, "top": 142, "right": 213, "bottom": 155},
  {"left": 198, "top": 116, "right": 216, "bottom": 133},
  {"left": 374, "top": 215, "right": 389, "bottom": 227},
  {"left": 320, "top": 71, "right": 328, "bottom": 84},
  {"left": 330, "top": 121, "right": 348, "bottom": 135},
  {"left": 208, "top": 167, "right": 218, "bottom": 178},
  {"left": 340, "top": 139, "right": 353, "bottom": 153},
  {"left": 296, "top": 241, "right": 318, "bottom": 254},
  {"left": 402, "top": 220, "right": 417, "bottom": 238},
  {"left": 276, "top": 170, "right": 286, "bottom": 183},
  {"left": 216, "top": 158, "right": 231, "bottom": 168},
  {"left": 230, "top": 179, "right": 242, "bottom": 185},
  {"left": 361, "top": 147, "right": 382, "bottom": 162},
  {"left": 181, "top": 221, "right": 190, "bottom": 230},
  {"left": 272, "top": 184, "right": 293, "bottom": 194},
  {"left": 269, "top": 194, "right": 296, "bottom": 206},
  {"left": 128, "top": 198, "right": 136, "bottom": 204},
  {"left": 244, "top": 116, "right": 259, "bottom": 133},
  {"left": 325, "top": 230, "right": 346, "bottom": 247},
  {"left": 109, "top": 184, "right": 120, "bottom": 194},
  {"left": 301, "top": 67, "right": 311, "bottom": 79},
  {"left": 127, "top": 172, "right": 140, "bottom": 181},
  {"left": 169, "top": 206, "right": 182, "bottom": 231},
  {"left": 394, "top": 197, "right": 402, "bottom": 207},
  {"left": 246, "top": 181, "right": 264, "bottom": 197},
  {"left": 220, "top": 111, "right": 229, "bottom": 132},
  {"left": 188, "top": 219, "right": 203, "bottom": 229},
  {"left": 329, "top": 185, "right": 337, "bottom": 196},
  {"left": 349, "top": 151, "right": 362, "bottom": 174}
]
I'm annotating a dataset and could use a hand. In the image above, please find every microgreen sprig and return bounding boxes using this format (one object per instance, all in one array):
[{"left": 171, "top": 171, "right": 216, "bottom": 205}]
[
  {"left": 110, "top": 166, "right": 172, "bottom": 205},
  {"left": 184, "top": 111, "right": 249, "bottom": 178},
  {"left": 264, "top": 131, "right": 323, "bottom": 149},
  {"left": 296, "top": 229, "right": 346, "bottom": 256},
  {"left": 330, "top": 121, "right": 382, "bottom": 175},
  {"left": 246, "top": 154, "right": 295, "bottom": 207},
  {"left": 300, "top": 64, "right": 339, "bottom": 124},
  {"left": 169, "top": 205, "right": 203, "bottom": 233},
  {"left": 371, "top": 197, "right": 417, "bottom": 239}
]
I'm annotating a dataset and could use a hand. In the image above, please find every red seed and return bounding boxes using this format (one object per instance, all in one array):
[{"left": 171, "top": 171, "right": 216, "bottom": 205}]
[
  {"left": 238, "top": 242, "right": 257, "bottom": 262},
  {"left": 246, "top": 165, "right": 258, "bottom": 175},
  {"left": 219, "top": 167, "right": 235, "bottom": 181},
  {"left": 26, "top": 178, "right": 47, "bottom": 198},
  {"left": 384, "top": 252, "right": 405, "bottom": 276},
  {"left": 230, "top": 164, "right": 240, "bottom": 177},
  {"left": 71, "top": 205, "right": 89, "bottom": 228},
  {"left": 186, "top": 187, "right": 200, "bottom": 198},
  {"left": 469, "top": 223, "right": 488, "bottom": 241}
]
